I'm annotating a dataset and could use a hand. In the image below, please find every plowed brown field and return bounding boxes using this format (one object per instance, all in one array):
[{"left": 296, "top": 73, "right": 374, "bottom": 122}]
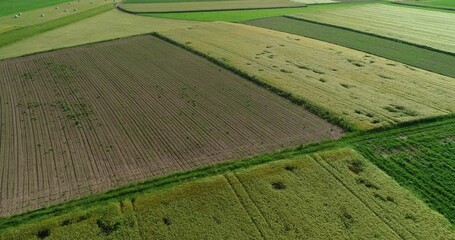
[{"left": 0, "top": 35, "right": 342, "bottom": 216}]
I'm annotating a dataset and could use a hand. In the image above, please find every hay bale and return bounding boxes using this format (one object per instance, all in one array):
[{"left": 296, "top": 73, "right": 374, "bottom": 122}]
[
  {"left": 40, "top": 13, "right": 45, "bottom": 17},
  {"left": 14, "top": 15, "right": 19, "bottom": 18}
]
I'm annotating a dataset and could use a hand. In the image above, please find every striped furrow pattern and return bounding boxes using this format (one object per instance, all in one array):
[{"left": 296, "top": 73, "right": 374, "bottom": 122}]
[{"left": 0, "top": 36, "right": 342, "bottom": 216}]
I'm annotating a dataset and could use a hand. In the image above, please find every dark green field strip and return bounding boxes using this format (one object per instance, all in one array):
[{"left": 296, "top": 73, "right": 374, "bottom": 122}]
[
  {"left": 245, "top": 16, "right": 455, "bottom": 78},
  {"left": 354, "top": 122, "right": 455, "bottom": 224},
  {"left": 0, "top": 4, "right": 112, "bottom": 48},
  {"left": 0, "top": 0, "right": 70, "bottom": 17},
  {"left": 1, "top": 112, "right": 454, "bottom": 231},
  {"left": 391, "top": 1, "right": 455, "bottom": 11}
]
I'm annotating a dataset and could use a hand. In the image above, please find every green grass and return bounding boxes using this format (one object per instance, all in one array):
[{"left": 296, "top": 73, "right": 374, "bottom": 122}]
[
  {"left": 245, "top": 16, "right": 455, "bottom": 78},
  {"left": 0, "top": 0, "right": 71, "bottom": 17},
  {"left": 0, "top": 4, "right": 112, "bottom": 48},
  {"left": 354, "top": 119, "right": 455, "bottom": 224},
  {"left": 143, "top": 2, "right": 369, "bottom": 22},
  {"left": 2, "top": 148, "right": 454, "bottom": 239},
  {"left": 422, "top": 0, "right": 455, "bottom": 7}
]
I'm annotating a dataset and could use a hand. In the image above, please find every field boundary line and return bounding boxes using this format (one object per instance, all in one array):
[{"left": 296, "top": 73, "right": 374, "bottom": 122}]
[
  {"left": 311, "top": 154, "right": 408, "bottom": 239},
  {"left": 116, "top": 3, "right": 308, "bottom": 14},
  {"left": 224, "top": 174, "right": 268, "bottom": 239},
  {"left": 152, "top": 32, "right": 356, "bottom": 131},
  {"left": 283, "top": 15, "right": 455, "bottom": 56}
]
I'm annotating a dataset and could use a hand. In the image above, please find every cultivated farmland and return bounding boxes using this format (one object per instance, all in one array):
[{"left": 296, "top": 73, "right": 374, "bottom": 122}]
[
  {"left": 246, "top": 16, "right": 455, "bottom": 78},
  {"left": 0, "top": 0, "right": 109, "bottom": 34},
  {"left": 355, "top": 117, "right": 455, "bottom": 224},
  {"left": 290, "top": 4, "right": 455, "bottom": 53},
  {"left": 2, "top": 149, "right": 454, "bottom": 239},
  {"left": 161, "top": 22, "right": 455, "bottom": 130},
  {"left": 118, "top": 0, "right": 307, "bottom": 13},
  {"left": 0, "top": 9, "right": 198, "bottom": 60},
  {"left": 0, "top": 35, "right": 342, "bottom": 217}
]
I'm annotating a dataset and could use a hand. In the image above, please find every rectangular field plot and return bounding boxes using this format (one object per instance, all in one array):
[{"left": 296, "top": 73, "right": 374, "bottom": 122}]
[
  {"left": 291, "top": 4, "right": 455, "bottom": 53},
  {"left": 0, "top": 35, "right": 342, "bottom": 217},
  {"left": 3, "top": 149, "right": 454, "bottom": 239},
  {"left": 118, "top": 0, "right": 306, "bottom": 14},
  {"left": 355, "top": 117, "right": 455, "bottom": 224},
  {"left": 246, "top": 16, "right": 455, "bottom": 78},
  {"left": 161, "top": 22, "right": 455, "bottom": 130}
]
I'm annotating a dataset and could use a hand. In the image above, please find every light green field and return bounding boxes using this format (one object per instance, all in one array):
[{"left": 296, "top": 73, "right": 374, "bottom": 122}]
[
  {"left": 160, "top": 22, "right": 455, "bottom": 130},
  {"left": 0, "top": 10, "right": 198, "bottom": 60},
  {"left": 2, "top": 149, "right": 454, "bottom": 239},
  {"left": 0, "top": 0, "right": 72, "bottom": 17},
  {"left": 0, "top": 0, "right": 109, "bottom": 34},
  {"left": 291, "top": 4, "right": 455, "bottom": 53},
  {"left": 145, "top": 2, "right": 367, "bottom": 22},
  {"left": 119, "top": 0, "right": 306, "bottom": 14}
]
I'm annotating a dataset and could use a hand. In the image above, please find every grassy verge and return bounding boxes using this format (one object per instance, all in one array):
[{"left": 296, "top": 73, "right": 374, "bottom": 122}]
[
  {"left": 0, "top": 4, "right": 112, "bottom": 48},
  {"left": 142, "top": 2, "right": 370, "bottom": 22},
  {"left": 1, "top": 109, "right": 454, "bottom": 231},
  {"left": 391, "top": 0, "right": 455, "bottom": 10},
  {"left": 245, "top": 16, "right": 455, "bottom": 78}
]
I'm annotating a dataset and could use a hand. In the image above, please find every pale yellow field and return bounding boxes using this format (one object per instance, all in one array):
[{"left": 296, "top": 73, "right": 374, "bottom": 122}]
[
  {"left": 291, "top": 4, "right": 455, "bottom": 53},
  {"left": 161, "top": 22, "right": 455, "bottom": 130},
  {"left": 119, "top": 0, "right": 305, "bottom": 13},
  {"left": 0, "top": 9, "right": 199, "bottom": 59},
  {"left": 0, "top": 0, "right": 110, "bottom": 33}
]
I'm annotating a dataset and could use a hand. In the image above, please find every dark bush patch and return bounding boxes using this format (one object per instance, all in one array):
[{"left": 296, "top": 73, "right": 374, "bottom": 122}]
[
  {"left": 37, "top": 229, "right": 50, "bottom": 239},
  {"left": 163, "top": 217, "right": 172, "bottom": 226},
  {"left": 356, "top": 178, "right": 380, "bottom": 190},
  {"left": 271, "top": 181, "right": 286, "bottom": 190},
  {"left": 61, "top": 219, "right": 71, "bottom": 226},
  {"left": 348, "top": 160, "right": 364, "bottom": 174},
  {"left": 285, "top": 165, "right": 297, "bottom": 172},
  {"left": 96, "top": 219, "right": 120, "bottom": 235},
  {"left": 341, "top": 212, "right": 354, "bottom": 229}
]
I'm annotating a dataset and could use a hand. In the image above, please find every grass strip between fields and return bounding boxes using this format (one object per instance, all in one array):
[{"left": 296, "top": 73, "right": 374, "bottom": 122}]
[
  {"left": 0, "top": 100, "right": 453, "bottom": 231},
  {"left": 245, "top": 16, "right": 455, "bottom": 78},
  {"left": 0, "top": 4, "right": 112, "bottom": 48}
]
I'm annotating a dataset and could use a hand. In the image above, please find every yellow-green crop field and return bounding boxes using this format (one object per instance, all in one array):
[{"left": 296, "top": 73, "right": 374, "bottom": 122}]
[
  {"left": 2, "top": 149, "right": 454, "bottom": 239},
  {"left": 290, "top": 4, "right": 455, "bottom": 53},
  {"left": 161, "top": 22, "right": 455, "bottom": 130}
]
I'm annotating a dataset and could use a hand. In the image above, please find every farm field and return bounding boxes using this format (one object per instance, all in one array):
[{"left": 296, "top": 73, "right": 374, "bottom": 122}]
[
  {"left": 290, "top": 4, "right": 455, "bottom": 53},
  {"left": 0, "top": 4, "right": 112, "bottom": 48},
  {"left": 0, "top": 35, "right": 342, "bottom": 217},
  {"left": 355, "top": 118, "right": 455, "bottom": 224},
  {"left": 396, "top": 0, "right": 455, "bottom": 8},
  {"left": 0, "top": 0, "right": 72, "bottom": 17},
  {"left": 161, "top": 22, "right": 455, "bottom": 130},
  {"left": 0, "top": 0, "right": 109, "bottom": 33},
  {"left": 246, "top": 16, "right": 455, "bottom": 78},
  {"left": 118, "top": 0, "right": 307, "bottom": 14},
  {"left": 1, "top": 148, "right": 454, "bottom": 239},
  {"left": 144, "top": 2, "right": 366, "bottom": 22},
  {"left": 0, "top": 10, "right": 198, "bottom": 60}
]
